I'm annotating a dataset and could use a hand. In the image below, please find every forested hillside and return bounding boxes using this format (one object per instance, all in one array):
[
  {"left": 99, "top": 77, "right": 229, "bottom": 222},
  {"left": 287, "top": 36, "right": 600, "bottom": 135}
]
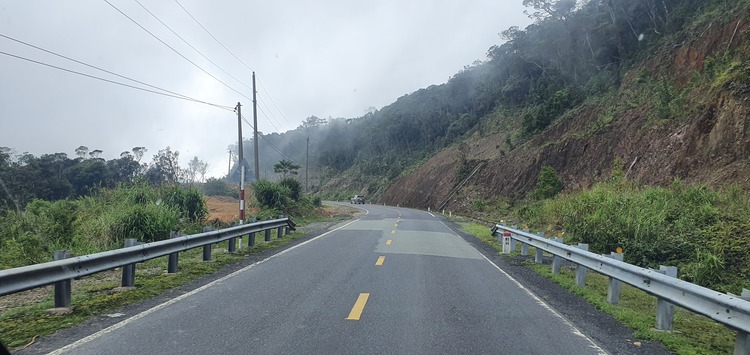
[{"left": 235, "top": 0, "right": 749, "bottom": 201}]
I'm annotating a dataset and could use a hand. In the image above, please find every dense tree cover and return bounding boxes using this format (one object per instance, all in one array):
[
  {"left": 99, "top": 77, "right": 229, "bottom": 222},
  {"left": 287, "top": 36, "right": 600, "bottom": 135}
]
[
  {"left": 231, "top": 0, "right": 745, "bottom": 196},
  {"left": 0, "top": 146, "right": 209, "bottom": 212}
]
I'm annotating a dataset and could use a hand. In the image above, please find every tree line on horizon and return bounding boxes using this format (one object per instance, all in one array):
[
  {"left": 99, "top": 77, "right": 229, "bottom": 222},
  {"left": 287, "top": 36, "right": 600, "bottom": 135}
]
[{"left": 0, "top": 145, "right": 209, "bottom": 212}]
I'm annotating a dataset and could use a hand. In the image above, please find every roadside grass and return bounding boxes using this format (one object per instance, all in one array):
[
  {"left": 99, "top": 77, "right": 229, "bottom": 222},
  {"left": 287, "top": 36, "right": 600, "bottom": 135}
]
[
  {"left": 0, "top": 213, "right": 346, "bottom": 350},
  {"left": 458, "top": 220, "right": 737, "bottom": 355}
]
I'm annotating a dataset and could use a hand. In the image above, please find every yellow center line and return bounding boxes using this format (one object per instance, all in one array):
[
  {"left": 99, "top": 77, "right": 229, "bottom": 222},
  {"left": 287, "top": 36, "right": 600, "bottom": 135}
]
[
  {"left": 386, "top": 239, "right": 392, "bottom": 245},
  {"left": 391, "top": 230, "right": 396, "bottom": 234},
  {"left": 345, "top": 293, "right": 370, "bottom": 320},
  {"left": 375, "top": 256, "right": 385, "bottom": 266}
]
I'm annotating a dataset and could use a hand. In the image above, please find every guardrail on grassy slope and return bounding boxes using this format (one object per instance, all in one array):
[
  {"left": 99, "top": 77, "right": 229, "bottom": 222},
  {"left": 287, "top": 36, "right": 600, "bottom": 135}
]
[
  {"left": 491, "top": 224, "right": 750, "bottom": 355},
  {"left": 0, "top": 218, "right": 296, "bottom": 306}
]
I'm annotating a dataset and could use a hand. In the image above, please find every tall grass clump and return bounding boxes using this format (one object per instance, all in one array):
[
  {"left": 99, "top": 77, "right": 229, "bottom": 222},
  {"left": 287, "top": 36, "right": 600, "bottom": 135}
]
[{"left": 518, "top": 178, "right": 750, "bottom": 293}]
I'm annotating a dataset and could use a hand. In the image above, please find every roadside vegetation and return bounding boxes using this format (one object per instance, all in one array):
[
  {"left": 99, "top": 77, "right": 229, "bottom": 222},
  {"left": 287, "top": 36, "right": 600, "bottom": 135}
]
[
  {"left": 457, "top": 165, "right": 750, "bottom": 353},
  {"left": 523, "top": 173, "right": 750, "bottom": 293}
]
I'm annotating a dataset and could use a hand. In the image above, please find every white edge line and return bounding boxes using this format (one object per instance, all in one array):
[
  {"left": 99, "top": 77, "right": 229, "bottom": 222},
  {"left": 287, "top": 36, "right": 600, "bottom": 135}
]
[
  {"left": 438, "top": 221, "right": 607, "bottom": 355},
  {"left": 476, "top": 253, "right": 608, "bottom": 355},
  {"left": 48, "top": 218, "right": 361, "bottom": 355}
]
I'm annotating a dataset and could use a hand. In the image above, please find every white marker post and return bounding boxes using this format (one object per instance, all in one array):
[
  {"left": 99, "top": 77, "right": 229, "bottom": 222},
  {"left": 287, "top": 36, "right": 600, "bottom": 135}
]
[{"left": 502, "top": 231, "right": 512, "bottom": 254}]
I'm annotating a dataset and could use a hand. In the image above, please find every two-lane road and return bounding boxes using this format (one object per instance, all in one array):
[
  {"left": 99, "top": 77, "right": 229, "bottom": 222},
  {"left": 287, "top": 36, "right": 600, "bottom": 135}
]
[{"left": 49, "top": 204, "right": 606, "bottom": 354}]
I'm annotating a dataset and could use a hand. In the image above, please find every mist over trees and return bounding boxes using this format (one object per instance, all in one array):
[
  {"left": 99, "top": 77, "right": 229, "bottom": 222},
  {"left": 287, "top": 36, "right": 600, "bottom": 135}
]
[{"left": 228, "top": 0, "right": 739, "bottom": 195}]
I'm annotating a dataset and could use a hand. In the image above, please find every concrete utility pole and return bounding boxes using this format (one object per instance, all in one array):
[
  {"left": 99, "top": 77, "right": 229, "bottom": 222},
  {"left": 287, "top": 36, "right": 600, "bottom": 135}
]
[
  {"left": 252, "top": 72, "right": 260, "bottom": 181},
  {"left": 305, "top": 136, "right": 309, "bottom": 193},
  {"left": 236, "top": 102, "right": 245, "bottom": 224}
]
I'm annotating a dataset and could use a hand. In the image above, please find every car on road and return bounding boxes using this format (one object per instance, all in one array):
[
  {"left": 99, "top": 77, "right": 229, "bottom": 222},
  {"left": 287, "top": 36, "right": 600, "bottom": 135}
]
[{"left": 351, "top": 195, "right": 365, "bottom": 204}]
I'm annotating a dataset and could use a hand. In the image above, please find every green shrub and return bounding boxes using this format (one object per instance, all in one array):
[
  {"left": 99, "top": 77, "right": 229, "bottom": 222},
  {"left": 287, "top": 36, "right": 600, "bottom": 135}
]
[
  {"left": 0, "top": 212, "right": 50, "bottom": 268},
  {"left": 312, "top": 195, "right": 322, "bottom": 207},
  {"left": 279, "top": 178, "right": 302, "bottom": 201},
  {"left": 252, "top": 180, "right": 290, "bottom": 210},
  {"left": 161, "top": 185, "right": 207, "bottom": 222},
  {"left": 532, "top": 166, "right": 563, "bottom": 200},
  {"left": 113, "top": 204, "right": 179, "bottom": 243},
  {"left": 203, "top": 178, "right": 238, "bottom": 198}
]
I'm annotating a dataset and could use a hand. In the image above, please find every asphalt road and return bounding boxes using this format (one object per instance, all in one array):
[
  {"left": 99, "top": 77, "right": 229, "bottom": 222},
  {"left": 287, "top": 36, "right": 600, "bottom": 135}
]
[{"left": 47, "top": 204, "right": 609, "bottom": 354}]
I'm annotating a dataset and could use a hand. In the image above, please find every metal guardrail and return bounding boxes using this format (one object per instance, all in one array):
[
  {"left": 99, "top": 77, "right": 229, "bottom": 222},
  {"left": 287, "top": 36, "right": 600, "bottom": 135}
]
[
  {"left": 492, "top": 224, "right": 750, "bottom": 354},
  {"left": 0, "top": 218, "right": 295, "bottom": 298}
]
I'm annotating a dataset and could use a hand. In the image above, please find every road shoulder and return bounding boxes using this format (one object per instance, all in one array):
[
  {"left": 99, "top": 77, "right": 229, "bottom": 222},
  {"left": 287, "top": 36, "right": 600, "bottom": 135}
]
[{"left": 440, "top": 217, "right": 670, "bottom": 355}]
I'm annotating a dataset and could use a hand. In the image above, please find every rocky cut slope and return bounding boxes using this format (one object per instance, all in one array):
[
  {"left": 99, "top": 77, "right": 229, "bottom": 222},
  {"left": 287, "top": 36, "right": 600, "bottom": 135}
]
[{"left": 380, "top": 15, "right": 750, "bottom": 213}]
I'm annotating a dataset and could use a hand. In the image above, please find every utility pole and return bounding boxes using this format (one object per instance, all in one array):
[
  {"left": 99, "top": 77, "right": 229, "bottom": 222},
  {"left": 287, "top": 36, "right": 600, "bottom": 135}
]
[
  {"left": 305, "top": 136, "right": 309, "bottom": 193},
  {"left": 236, "top": 102, "right": 245, "bottom": 225},
  {"left": 252, "top": 72, "right": 260, "bottom": 181}
]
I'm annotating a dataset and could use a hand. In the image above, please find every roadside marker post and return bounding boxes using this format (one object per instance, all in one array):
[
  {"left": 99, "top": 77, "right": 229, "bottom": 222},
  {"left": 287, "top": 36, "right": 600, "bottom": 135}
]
[{"left": 502, "top": 231, "right": 512, "bottom": 254}]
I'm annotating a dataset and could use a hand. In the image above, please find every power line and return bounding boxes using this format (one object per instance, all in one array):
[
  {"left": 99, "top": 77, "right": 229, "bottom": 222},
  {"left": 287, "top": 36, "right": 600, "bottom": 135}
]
[
  {"left": 257, "top": 76, "right": 296, "bottom": 128},
  {"left": 0, "top": 33, "right": 230, "bottom": 109},
  {"left": 132, "top": 0, "right": 255, "bottom": 94},
  {"left": 256, "top": 103, "right": 307, "bottom": 153},
  {"left": 171, "top": 1, "right": 299, "bottom": 137},
  {"left": 240, "top": 114, "right": 303, "bottom": 166},
  {"left": 0, "top": 49, "right": 234, "bottom": 110},
  {"left": 173, "top": 0, "right": 255, "bottom": 73},
  {"left": 104, "top": 0, "right": 253, "bottom": 102}
]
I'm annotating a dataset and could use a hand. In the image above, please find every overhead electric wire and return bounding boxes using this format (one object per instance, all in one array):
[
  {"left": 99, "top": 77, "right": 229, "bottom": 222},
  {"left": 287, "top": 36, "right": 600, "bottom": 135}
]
[
  {"left": 173, "top": 0, "right": 255, "bottom": 73},
  {"left": 132, "top": 0, "right": 255, "bottom": 94},
  {"left": 257, "top": 76, "right": 296, "bottom": 127},
  {"left": 0, "top": 50, "right": 234, "bottom": 110},
  {"left": 256, "top": 103, "right": 306, "bottom": 153},
  {"left": 133, "top": 0, "right": 301, "bottom": 151},
  {"left": 104, "top": 0, "right": 253, "bottom": 102},
  {"left": 0, "top": 33, "right": 231, "bottom": 109},
  {"left": 171, "top": 1, "right": 299, "bottom": 135},
  {"left": 240, "top": 114, "right": 303, "bottom": 166}
]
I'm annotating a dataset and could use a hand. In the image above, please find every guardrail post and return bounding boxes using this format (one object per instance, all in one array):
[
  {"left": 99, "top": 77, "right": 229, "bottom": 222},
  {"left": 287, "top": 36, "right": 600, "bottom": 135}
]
[
  {"left": 575, "top": 243, "right": 589, "bottom": 286},
  {"left": 265, "top": 228, "right": 271, "bottom": 242},
  {"left": 734, "top": 289, "right": 750, "bottom": 355},
  {"left": 168, "top": 231, "right": 179, "bottom": 274},
  {"left": 201, "top": 227, "right": 213, "bottom": 261},
  {"left": 248, "top": 232, "right": 256, "bottom": 247},
  {"left": 521, "top": 228, "right": 529, "bottom": 256},
  {"left": 53, "top": 250, "right": 73, "bottom": 308},
  {"left": 228, "top": 236, "right": 236, "bottom": 253},
  {"left": 278, "top": 215, "right": 286, "bottom": 235},
  {"left": 655, "top": 265, "right": 678, "bottom": 330},
  {"left": 509, "top": 226, "right": 518, "bottom": 252},
  {"left": 551, "top": 238, "right": 563, "bottom": 274},
  {"left": 535, "top": 232, "right": 544, "bottom": 264},
  {"left": 605, "top": 252, "right": 624, "bottom": 304},
  {"left": 121, "top": 239, "right": 137, "bottom": 287}
]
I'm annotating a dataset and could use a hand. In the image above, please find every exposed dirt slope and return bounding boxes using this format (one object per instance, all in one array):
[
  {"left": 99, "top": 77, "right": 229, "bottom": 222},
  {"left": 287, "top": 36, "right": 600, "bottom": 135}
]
[{"left": 381, "top": 18, "right": 750, "bottom": 213}]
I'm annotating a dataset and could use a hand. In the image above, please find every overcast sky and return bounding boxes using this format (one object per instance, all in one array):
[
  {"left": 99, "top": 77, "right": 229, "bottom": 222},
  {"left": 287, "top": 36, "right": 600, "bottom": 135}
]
[{"left": 0, "top": 0, "right": 531, "bottom": 177}]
